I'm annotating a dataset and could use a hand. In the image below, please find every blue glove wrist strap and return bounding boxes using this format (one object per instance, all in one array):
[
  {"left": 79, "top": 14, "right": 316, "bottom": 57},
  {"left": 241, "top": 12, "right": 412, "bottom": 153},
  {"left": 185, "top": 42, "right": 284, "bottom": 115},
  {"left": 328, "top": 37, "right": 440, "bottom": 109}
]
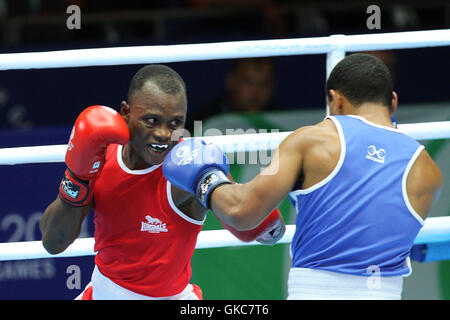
[{"left": 196, "top": 169, "right": 231, "bottom": 209}]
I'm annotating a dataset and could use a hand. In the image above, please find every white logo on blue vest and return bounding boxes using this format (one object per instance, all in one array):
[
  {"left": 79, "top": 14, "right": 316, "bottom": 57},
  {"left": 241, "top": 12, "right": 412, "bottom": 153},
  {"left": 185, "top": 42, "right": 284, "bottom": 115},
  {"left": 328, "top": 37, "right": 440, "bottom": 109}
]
[{"left": 366, "top": 145, "right": 386, "bottom": 163}]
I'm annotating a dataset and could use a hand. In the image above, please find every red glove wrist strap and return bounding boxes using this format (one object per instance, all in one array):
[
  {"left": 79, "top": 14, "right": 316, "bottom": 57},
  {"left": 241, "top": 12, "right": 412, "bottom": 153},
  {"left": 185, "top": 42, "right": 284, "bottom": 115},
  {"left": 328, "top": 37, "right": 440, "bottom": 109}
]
[{"left": 58, "top": 168, "right": 93, "bottom": 207}]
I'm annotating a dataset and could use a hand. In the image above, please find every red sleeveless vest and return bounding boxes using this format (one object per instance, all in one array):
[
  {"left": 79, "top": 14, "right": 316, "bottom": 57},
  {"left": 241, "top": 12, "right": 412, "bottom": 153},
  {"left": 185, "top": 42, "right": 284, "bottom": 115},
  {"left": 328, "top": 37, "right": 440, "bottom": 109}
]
[{"left": 93, "top": 144, "right": 203, "bottom": 297}]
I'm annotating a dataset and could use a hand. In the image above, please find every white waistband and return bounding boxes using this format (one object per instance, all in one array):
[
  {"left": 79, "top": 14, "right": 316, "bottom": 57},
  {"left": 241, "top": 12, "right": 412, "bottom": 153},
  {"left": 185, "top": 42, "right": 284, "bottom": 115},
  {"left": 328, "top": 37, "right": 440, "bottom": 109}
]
[
  {"left": 287, "top": 268, "right": 403, "bottom": 300},
  {"left": 91, "top": 265, "right": 197, "bottom": 300}
]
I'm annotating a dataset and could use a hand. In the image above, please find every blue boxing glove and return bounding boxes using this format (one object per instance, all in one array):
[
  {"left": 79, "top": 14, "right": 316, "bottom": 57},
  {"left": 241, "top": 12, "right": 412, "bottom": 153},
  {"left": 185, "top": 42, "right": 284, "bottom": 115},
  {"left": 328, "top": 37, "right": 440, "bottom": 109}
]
[{"left": 162, "top": 138, "right": 231, "bottom": 209}]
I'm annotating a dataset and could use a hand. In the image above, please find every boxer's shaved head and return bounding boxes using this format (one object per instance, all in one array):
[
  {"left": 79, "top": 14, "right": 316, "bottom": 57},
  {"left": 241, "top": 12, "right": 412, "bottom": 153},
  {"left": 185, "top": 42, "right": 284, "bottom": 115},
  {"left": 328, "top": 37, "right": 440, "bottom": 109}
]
[{"left": 128, "top": 65, "right": 186, "bottom": 103}]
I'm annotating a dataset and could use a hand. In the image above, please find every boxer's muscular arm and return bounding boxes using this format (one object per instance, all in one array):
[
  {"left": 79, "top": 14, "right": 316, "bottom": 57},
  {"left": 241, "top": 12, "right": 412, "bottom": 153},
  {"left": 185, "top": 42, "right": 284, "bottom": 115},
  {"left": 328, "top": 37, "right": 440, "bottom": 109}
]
[
  {"left": 162, "top": 123, "right": 332, "bottom": 232},
  {"left": 40, "top": 198, "right": 93, "bottom": 254},
  {"left": 40, "top": 105, "right": 129, "bottom": 255},
  {"left": 406, "top": 148, "right": 443, "bottom": 220},
  {"left": 210, "top": 126, "right": 312, "bottom": 230}
]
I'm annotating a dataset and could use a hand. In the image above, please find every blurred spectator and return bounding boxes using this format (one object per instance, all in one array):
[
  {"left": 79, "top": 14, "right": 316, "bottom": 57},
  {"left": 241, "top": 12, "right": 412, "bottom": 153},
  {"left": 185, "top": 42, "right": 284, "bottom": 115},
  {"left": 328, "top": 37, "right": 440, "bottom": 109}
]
[
  {"left": 186, "top": 57, "right": 280, "bottom": 132},
  {"left": 0, "top": 85, "right": 33, "bottom": 130}
]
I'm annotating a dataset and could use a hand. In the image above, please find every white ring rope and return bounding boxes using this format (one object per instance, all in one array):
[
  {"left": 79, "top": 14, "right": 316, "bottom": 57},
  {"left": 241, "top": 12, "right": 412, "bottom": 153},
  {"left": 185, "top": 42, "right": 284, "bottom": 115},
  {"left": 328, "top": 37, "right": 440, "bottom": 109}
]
[
  {"left": 0, "top": 29, "right": 449, "bottom": 70},
  {"left": 1, "top": 121, "right": 450, "bottom": 165},
  {"left": 1, "top": 216, "right": 449, "bottom": 261},
  {"left": 1, "top": 29, "right": 449, "bottom": 262}
]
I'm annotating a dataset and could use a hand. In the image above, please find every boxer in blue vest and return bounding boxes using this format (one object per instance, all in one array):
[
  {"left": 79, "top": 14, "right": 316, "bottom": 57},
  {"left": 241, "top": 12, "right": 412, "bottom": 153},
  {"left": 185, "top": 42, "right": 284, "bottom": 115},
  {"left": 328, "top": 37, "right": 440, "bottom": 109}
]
[{"left": 163, "top": 54, "right": 443, "bottom": 299}]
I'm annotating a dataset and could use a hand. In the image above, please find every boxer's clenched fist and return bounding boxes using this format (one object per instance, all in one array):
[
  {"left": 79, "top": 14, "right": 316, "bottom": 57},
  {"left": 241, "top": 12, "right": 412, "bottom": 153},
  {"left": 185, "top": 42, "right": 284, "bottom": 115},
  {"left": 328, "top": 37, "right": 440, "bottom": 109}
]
[{"left": 59, "top": 105, "right": 130, "bottom": 206}]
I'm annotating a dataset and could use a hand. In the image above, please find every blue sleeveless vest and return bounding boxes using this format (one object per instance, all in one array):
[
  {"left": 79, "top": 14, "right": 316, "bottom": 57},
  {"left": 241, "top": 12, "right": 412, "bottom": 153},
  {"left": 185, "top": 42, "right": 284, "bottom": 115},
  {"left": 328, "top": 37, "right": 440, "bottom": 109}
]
[{"left": 289, "top": 115, "right": 424, "bottom": 276}]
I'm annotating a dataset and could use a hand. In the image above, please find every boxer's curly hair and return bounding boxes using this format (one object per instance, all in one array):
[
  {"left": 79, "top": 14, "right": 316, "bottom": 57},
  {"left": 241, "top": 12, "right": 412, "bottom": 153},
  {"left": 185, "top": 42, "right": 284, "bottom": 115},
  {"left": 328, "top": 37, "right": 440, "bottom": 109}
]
[
  {"left": 127, "top": 64, "right": 186, "bottom": 102},
  {"left": 326, "top": 53, "right": 393, "bottom": 108}
]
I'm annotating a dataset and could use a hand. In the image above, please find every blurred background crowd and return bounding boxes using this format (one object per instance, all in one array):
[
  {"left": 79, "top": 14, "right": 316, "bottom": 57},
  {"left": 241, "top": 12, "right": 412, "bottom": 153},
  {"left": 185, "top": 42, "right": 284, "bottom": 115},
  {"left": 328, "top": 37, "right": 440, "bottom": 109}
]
[{"left": 0, "top": 0, "right": 449, "bottom": 131}]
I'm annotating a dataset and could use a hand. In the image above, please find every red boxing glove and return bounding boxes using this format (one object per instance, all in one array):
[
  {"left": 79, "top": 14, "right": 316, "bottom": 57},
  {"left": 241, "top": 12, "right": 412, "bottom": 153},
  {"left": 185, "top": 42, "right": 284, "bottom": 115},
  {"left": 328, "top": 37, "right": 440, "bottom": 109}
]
[
  {"left": 221, "top": 208, "right": 285, "bottom": 245},
  {"left": 59, "top": 105, "right": 130, "bottom": 206}
]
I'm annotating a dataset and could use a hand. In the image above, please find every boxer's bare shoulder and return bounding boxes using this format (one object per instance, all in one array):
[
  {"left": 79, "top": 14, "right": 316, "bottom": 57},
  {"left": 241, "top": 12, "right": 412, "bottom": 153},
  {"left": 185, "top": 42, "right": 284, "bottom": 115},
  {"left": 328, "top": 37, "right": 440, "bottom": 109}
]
[{"left": 277, "top": 118, "right": 341, "bottom": 190}]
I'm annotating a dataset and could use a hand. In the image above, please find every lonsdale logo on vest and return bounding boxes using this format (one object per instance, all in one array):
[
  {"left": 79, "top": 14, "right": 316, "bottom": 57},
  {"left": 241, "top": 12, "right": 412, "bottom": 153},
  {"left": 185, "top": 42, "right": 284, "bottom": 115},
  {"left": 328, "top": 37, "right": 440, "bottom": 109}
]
[{"left": 140, "top": 215, "right": 168, "bottom": 233}]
